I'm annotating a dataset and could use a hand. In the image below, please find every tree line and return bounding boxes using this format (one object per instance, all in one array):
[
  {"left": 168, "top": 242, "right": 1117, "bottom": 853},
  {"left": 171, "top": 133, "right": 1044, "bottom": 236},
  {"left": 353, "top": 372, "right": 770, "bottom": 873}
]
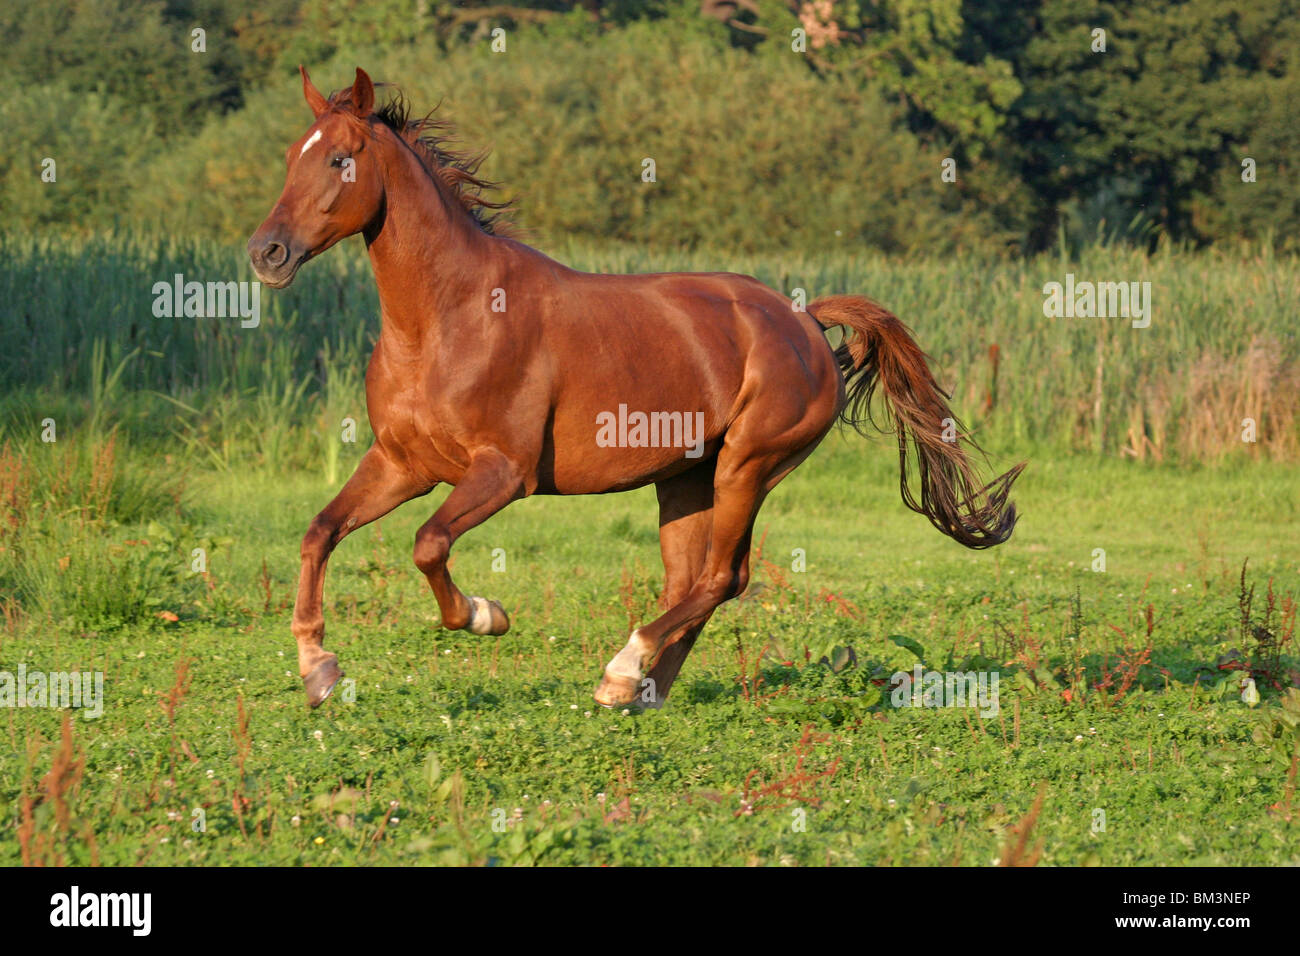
[{"left": 2, "top": 0, "right": 1295, "bottom": 254}]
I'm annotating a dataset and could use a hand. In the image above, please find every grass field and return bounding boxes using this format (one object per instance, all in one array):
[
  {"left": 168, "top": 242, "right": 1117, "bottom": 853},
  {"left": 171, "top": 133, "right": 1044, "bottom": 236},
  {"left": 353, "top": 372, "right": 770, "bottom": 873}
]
[{"left": 1, "top": 237, "right": 1298, "bottom": 865}]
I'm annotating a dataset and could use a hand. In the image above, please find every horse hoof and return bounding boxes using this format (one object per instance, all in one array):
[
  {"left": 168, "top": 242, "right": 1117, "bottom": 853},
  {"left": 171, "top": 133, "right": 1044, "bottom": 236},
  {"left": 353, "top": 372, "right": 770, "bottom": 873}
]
[
  {"left": 594, "top": 671, "right": 641, "bottom": 708},
  {"left": 466, "top": 596, "right": 510, "bottom": 635},
  {"left": 304, "top": 656, "right": 343, "bottom": 708}
]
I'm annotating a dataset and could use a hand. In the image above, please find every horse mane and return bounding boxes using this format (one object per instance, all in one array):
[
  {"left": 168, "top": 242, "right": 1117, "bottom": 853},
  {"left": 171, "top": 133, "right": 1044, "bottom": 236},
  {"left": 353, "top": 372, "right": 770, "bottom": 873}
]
[{"left": 328, "top": 84, "right": 515, "bottom": 236}]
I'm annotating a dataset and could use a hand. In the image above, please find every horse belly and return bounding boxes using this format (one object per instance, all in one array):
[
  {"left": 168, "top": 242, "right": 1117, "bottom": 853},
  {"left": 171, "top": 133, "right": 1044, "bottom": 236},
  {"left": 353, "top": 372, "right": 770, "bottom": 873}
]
[
  {"left": 544, "top": 405, "right": 722, "bottom": 495},
  {"left": 546, "top": 445, "right": 716, "bottom": 495}
]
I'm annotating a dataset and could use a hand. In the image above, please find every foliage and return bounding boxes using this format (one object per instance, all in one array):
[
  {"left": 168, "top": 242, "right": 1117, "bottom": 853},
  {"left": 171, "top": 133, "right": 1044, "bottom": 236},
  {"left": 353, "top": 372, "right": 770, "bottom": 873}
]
[
  {"left": 1, "top": 428, "right": 1297, "bottom": 864},
  {"left": 2, "top": 233, "right": 1296, "bottom": 462},
  {"left": 3, "top": 1, "right": 1297, "bottom": 251}
]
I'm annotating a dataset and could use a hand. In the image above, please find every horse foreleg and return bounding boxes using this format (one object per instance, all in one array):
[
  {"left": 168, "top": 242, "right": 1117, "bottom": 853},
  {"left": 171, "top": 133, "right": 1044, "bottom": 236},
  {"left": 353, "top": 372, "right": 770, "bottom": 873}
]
[
  {"left": 294, "top": 446, "right": 430, "bottom": 707},
  {"left": 413, "top": 449, "right": 524, "bottom": 635}
]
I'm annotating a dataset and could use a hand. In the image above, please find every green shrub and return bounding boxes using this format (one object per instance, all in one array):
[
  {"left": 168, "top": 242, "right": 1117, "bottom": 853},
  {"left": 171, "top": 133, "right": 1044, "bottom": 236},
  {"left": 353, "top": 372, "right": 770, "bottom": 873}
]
[{"left": 125, "top": 23, "right": 1011, "bottom": 254}]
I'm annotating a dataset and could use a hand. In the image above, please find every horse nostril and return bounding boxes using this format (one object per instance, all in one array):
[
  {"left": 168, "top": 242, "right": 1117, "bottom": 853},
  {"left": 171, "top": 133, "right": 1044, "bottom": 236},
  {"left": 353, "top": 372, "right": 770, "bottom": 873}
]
[{"left": 264, "top": 242, "right": 289, "bottom": 268}]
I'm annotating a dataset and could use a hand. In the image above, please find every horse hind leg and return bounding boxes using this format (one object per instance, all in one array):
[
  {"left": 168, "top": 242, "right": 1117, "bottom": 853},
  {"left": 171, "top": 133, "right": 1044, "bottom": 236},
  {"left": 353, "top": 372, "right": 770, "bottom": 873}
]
[
  {"left": 595, "top": 455, "right": 766, "bottom": 708},
  {"left": 639, "top": 628, "right": 703, "bottom": 709},
  {"left": 595, "top": 406, "right": 836, "bottom": 708},
  {"left": 611, "top": 466, "right": 716, "bottom": 708}
]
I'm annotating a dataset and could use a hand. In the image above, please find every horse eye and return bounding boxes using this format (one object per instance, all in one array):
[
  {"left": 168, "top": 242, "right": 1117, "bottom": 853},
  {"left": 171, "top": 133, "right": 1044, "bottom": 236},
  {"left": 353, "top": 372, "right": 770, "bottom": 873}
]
[{"left": 330, "top": 155, "right": 347, "bottom": 168}]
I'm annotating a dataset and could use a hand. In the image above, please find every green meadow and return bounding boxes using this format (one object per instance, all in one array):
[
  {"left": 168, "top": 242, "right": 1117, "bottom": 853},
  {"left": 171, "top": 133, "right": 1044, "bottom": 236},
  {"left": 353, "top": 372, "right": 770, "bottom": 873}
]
[{"left": 0, "top": 236, "right": 1297, "bottom": 865}]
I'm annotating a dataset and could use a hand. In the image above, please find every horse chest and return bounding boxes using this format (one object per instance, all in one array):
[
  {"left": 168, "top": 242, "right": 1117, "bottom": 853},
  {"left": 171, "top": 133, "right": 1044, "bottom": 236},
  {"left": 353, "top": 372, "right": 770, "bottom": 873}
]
[{"left": 366, "top": 367, "right": 467, "bottom": 483}]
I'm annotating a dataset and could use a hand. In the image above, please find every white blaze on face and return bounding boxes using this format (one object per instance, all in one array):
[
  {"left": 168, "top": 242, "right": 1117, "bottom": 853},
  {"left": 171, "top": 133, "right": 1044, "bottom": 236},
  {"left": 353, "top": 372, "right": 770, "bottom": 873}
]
[{"left": 300, "top": 130, "right": 323, "bottom": 156}]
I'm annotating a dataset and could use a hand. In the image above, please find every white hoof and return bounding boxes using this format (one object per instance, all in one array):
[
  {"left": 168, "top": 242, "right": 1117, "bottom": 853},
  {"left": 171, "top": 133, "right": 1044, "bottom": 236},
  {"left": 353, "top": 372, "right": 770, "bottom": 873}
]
[
  {"left": 604, "top": 629, "right": 648, "bottom": 681},
  {"left": 467, "top": 596, "right": 494, "bottom": 635}
]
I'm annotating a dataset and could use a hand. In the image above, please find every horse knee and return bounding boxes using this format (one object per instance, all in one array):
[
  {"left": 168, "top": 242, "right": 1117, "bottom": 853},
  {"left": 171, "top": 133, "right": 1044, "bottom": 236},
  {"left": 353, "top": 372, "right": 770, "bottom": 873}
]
[
  {"left": 659, "top": 576, "right": 693, "bottom": 609},
  {"left": 413, "top": 524, "right": 450, "bottom": 575},
  {"left": 730, "top": 563, "right": 751, "bottom": 600},
  {"left": 712, "top": 561, "right": 754, "bottom": 606},
  {"left": 300, "top": 518, "right": 335, "bottom": 561},
  {"left": 699, "top": 566, "right": 746, "bottom": 606}
]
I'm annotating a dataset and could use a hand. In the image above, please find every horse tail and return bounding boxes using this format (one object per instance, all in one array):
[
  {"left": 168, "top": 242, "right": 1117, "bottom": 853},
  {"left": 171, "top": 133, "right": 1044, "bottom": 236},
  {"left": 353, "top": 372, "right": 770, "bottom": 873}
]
[{"left": 807, "top": 294, "right": 1025, "bottom": 550}]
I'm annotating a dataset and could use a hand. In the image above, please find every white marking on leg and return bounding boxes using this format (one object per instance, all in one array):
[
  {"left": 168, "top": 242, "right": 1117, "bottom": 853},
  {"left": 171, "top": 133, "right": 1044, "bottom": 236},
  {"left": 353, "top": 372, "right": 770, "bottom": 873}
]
[
  {"left": 300, "top": 130, "right": 323, "bottom": 156},
  {"left": 467, "top": 596, "right": 494, "bottom": 634},
  {"left": 606, "top": 629, "right": 647, "bottom": 680}
]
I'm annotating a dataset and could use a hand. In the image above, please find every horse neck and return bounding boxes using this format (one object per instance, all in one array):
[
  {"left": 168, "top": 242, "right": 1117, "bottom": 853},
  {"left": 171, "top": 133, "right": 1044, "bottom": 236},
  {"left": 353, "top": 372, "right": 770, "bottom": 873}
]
[{"left": 364, "top": 138, "right": 497, "bottom": 346}]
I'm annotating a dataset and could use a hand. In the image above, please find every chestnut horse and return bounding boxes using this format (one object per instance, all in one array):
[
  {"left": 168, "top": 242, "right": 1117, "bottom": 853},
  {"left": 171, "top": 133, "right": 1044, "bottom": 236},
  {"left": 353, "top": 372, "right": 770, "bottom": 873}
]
[{"left": 249, "top": 67, "right": 1024, "bottom": 710}]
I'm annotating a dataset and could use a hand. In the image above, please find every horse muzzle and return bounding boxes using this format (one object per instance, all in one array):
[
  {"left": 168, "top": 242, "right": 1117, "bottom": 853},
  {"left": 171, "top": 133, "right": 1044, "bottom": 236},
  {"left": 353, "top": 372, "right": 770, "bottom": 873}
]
[{"left": 247, "top": 233, "right": 307, "bottom": 289}]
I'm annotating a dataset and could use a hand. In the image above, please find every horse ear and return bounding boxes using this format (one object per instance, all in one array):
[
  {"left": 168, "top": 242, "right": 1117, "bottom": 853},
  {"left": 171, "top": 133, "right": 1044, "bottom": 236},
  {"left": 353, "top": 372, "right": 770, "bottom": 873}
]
[
  {"left": 300, "top": 65, "right": 328, "bottom": 118},
  {"left": 351, "top": 67, "right": 375, "bottom": 116}
]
